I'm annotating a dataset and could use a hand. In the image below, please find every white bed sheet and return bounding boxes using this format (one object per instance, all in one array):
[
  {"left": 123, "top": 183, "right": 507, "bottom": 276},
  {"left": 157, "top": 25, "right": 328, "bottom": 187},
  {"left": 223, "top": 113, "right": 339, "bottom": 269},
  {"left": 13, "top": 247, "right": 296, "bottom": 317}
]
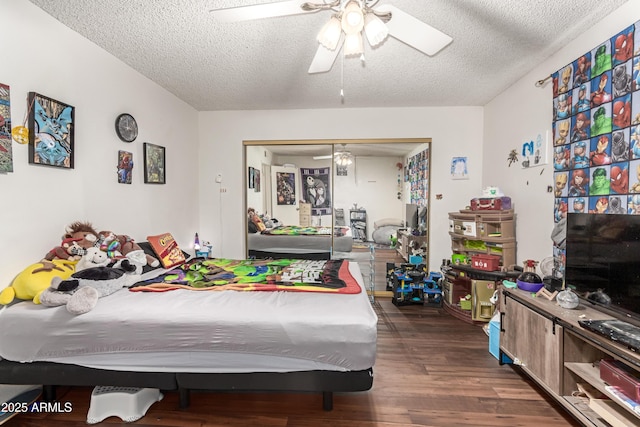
[{"left": 0, "top": 262, "right": 377, "bottom": 373}]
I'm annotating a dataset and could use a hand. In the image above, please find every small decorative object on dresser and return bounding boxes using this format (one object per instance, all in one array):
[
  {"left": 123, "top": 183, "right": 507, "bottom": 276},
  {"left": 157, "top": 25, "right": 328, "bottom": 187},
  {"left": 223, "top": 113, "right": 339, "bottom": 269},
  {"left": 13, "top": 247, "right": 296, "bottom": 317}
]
[{"left": 115, "top": 113, "right": 138, "bottom": 143}]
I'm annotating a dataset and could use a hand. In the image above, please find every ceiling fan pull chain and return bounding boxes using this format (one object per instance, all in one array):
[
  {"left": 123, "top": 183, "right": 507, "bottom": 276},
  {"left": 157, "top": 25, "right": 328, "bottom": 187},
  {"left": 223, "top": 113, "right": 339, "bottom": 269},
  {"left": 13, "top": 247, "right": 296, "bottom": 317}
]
[{"left": 340, "top": 52, "right": 345, "bottom": 103}]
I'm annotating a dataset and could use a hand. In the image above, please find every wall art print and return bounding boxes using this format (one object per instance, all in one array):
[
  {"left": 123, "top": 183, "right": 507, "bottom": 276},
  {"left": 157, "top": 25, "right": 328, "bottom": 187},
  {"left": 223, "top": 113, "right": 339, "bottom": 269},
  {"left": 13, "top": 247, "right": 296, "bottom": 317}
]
[
  {"left": 450, "top": 156, "right": 468, "bottom": 179},
  {"left": 276, "top": 171, "right": 296, "bottom": 205},
  {"left": 551, "top": 20, "right": 640, "bottom": 275},
  {"left": 28, "top": 92, "right": 75, "bottom": 169},
  {"left": 0, "top": 83, "right": 13, "bottom": 173},
  {"left": 117, "top": 150, "right": 133, "bottom": 184},
  {"left": 248, "top": 166, "right": 255, "bottom": 189},
  {"left": 408, "top": 147, "right": 430, "bottom": 206},
  {"left": 254, "top": 169, "right": 261, "bottom": 192},
  {"left": 521, "top": 132, "right": 548, "bottom": 168},
  {"left": 300, "top": 167, "right": 332, "bottom": 216},
  {"left": 143, "top": 142, "right": 165, "bottom": 184}
]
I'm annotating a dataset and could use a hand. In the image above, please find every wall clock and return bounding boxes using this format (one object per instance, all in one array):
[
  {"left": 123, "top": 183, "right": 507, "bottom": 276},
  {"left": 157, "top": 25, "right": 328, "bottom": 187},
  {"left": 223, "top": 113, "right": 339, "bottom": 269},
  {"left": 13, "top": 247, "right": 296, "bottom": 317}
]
[{"left": 115, "top": 113, "right": 138, "bottom": 143}]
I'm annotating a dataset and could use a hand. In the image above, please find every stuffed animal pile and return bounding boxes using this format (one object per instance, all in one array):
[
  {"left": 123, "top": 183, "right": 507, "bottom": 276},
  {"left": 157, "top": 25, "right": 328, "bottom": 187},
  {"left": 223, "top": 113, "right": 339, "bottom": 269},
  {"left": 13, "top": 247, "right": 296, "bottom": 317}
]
[
  {"left": 39, "top": 247, "right": 145, "bottom": 315},
  {"left": 1, "top": 221, "right": 160, "bottom": 314}
]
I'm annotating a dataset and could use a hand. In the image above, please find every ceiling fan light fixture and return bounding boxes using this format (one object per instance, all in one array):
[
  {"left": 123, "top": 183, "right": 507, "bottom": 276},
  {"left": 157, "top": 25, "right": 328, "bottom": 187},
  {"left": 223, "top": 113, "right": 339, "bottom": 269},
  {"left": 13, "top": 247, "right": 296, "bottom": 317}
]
[
  {"left": 364, "top": 12, "right": 388, "bottom": 47},
  {"left": 317, "top": 14, "right": 342, "bottom": 50},
  {"left": 335, "top": 152, "right": 353, "bottom": 166},
  {"left": 341, "top": 1, "right": 364, "bottom": 35},
  {"left": 344, "top": 32, "right": 364, "bottom": 56}
]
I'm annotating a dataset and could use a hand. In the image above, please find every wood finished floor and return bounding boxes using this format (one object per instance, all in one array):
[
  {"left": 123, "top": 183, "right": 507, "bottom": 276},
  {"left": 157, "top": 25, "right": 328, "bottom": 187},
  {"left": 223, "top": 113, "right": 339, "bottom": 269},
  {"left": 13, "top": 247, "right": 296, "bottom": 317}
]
[{"left": 6, "top": 299, "right": 580, "bottom": 427}]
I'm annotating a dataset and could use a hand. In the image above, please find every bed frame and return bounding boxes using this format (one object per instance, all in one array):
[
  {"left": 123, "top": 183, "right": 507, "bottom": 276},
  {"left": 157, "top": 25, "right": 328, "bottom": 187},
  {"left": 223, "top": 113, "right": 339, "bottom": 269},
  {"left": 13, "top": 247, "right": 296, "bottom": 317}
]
[{"left": 0, "top": 360, "right": 373, "bottom": 411}]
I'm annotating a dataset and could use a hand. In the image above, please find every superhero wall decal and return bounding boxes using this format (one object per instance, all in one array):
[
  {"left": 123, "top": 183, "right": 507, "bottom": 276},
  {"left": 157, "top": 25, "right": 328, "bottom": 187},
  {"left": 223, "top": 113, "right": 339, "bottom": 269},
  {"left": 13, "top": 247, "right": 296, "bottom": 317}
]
[
  {"left": 552, "top": 21, "right": 640, "bottom": 221},
  {"left": 552, "top": 21, "right": 640, "bottom": 276}
]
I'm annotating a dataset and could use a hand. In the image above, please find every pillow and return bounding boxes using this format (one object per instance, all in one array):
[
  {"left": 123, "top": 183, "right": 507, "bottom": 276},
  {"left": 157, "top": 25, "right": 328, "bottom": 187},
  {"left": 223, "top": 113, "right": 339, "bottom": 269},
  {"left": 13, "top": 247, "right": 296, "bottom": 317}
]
[
  {"left": 146, "top": 233, "right": 187, "bottom": 269},
  {"left": 373, "top": 218, "right": 404, "bottom": 229}
]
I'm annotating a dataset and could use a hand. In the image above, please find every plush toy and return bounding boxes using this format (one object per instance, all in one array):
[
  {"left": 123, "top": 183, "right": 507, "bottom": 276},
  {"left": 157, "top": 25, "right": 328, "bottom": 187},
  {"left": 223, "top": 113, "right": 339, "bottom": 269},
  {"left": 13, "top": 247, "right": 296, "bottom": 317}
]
[
  {"left": 0, "top": 259, "right": 76, "bottom": 306},
  {"left": 75, "top": 247, "right": 110, "bottom": 272},
  {"left": 44, "top": 221, "right": 99, "bottom": 261},
  {"left": 98, "top": 231, "right": 159, "bottom": 268},
  {"left": 39, "top": 254, "right": 143, "bottom": 315}
]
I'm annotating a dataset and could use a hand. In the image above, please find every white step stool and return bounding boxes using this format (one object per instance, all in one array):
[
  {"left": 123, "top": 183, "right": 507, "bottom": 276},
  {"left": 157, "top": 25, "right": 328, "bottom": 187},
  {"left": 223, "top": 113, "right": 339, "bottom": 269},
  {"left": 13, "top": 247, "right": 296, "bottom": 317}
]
[{"left": 86, "top": 386, "right": 163, "bottom": 424}]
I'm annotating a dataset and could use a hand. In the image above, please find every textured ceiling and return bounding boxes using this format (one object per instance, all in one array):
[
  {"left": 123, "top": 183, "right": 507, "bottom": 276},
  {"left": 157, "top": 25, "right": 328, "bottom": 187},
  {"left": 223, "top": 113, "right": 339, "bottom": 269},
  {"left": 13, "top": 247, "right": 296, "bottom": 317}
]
[{"left": 28, "top": 0, "right": 630, "bottom": 111}]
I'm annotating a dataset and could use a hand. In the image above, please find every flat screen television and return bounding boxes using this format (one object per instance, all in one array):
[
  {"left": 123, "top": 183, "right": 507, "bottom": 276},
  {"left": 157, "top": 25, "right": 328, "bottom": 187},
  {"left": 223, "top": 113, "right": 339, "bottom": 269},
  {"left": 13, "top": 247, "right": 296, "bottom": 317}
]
[{"left": 565, "top": 212, "right": 640, "bottom": 323}]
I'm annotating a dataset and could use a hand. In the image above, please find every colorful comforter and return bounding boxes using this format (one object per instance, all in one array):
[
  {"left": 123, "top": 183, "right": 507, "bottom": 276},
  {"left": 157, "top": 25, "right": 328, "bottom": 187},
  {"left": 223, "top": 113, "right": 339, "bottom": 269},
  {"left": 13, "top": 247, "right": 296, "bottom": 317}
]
[
  {"left": 130, "top": 258, "right": 361, "bottom": 294},
  {"left": 261, "top": 225, "right": 350, "bottom": 237}
]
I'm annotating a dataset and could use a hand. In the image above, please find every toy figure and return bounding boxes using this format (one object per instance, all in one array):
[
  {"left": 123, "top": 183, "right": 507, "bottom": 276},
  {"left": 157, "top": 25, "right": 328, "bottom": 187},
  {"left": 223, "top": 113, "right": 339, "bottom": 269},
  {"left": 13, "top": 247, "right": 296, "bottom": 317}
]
[
  {"left": 571, "top": 112, "right": 590, "bottom": 142},
  {"left": 568, "top": 169, "right": 588, "bottom": 197},
  {"left": 610, "top": 164, "right": 629, "bottom": 194},
  {"left": 590, "top": 168, "right": 610, "bottom": 195},
  {"left": 571, "top": 141, "right": 589, "bottom": 169}
]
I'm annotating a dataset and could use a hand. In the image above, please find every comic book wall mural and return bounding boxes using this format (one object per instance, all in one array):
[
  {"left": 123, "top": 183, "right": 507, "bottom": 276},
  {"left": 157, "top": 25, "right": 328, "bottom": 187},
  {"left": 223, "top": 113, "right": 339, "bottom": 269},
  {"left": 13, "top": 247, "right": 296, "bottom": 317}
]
[{"left": 552, "top": 21, "right": 640, "bottom": 275}]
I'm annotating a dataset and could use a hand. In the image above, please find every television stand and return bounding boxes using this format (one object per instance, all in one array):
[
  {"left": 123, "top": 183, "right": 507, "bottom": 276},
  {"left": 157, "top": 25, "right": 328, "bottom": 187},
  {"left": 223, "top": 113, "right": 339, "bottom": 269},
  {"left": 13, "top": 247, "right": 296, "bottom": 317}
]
[
  {"left": 578, "top": 319, "right": 640, "bottom": 353},
  {"left": 500, "top": 287, "right": 640, "bottom": 426}
]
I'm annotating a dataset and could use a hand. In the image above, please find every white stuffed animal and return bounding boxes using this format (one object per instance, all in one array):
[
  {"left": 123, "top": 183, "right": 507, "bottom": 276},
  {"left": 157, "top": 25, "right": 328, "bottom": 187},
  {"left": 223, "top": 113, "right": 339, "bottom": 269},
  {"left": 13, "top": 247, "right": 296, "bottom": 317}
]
[
  {"left": 75, "top": 247, "right": 110, "bottom": 272},
  {"left": 39, "top": 249, "right": 144, "bottom": 315}
]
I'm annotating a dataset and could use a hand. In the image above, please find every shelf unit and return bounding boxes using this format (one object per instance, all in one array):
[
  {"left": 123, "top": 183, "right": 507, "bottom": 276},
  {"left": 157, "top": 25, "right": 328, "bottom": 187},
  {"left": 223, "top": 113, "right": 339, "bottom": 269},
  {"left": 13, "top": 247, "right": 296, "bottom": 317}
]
[
  {"left": 350, "top": 209, "right": 367, "bottom": 242},
  {"left": 441, "top": 265, "right": 518, "bottom": 324},
  {"left": 448, "top": 209, "right": 516, "bottom": 269},
  {"left": 501, "top": 288, "right": 640, "bottom": 426}
]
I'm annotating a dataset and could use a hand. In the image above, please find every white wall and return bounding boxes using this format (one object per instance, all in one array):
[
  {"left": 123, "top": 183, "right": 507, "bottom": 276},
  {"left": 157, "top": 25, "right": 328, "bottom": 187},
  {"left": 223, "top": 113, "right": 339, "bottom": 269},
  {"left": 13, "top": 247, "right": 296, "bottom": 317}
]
[
  {"left": 483, "top": 1, "right": 640, "bottom": 267},
  {"left": 1, "top": 0, "right": 199, "bottom": 286},
  {"left": 198, "top": 107, "right": 484, "bottom": 271}
]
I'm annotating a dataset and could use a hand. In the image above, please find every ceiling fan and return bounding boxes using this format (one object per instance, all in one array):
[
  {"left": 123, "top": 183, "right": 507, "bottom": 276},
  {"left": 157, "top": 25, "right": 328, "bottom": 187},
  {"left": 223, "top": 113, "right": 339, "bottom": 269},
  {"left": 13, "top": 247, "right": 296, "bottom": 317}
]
[
  {"left": 313, "top": 144, "right": 353, "bottom": 164},
  {"left": 210, "top": 0, "right": 453, "bottom": 74}
]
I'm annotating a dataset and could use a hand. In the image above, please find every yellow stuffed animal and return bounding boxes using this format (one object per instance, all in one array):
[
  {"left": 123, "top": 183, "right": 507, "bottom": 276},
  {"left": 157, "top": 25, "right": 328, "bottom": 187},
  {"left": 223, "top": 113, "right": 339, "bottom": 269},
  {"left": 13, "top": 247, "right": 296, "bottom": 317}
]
[{"left": 0, "top": 259, "right": 76, "bottom": 305}]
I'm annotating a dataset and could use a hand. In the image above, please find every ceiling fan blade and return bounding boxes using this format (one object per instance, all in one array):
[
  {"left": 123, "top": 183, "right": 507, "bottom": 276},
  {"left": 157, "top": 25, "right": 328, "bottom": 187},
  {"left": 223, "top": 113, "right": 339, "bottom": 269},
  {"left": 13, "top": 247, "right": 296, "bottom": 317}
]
[
  {"left": 308, "top": 36, "right": 344, "bottom": 74},
  {"left": 375, "top": 5, "right": 452, "bottom": 56},
  {"left": 210, "top": 0, "right": 312, "bottom": 22}
]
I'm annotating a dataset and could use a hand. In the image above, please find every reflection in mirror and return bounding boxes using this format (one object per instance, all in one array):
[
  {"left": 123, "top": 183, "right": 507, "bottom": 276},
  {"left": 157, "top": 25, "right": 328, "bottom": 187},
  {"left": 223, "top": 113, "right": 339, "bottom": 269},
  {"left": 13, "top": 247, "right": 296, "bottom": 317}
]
[{"left": 244, "top": 140, "right": 431, "bottom": 278}]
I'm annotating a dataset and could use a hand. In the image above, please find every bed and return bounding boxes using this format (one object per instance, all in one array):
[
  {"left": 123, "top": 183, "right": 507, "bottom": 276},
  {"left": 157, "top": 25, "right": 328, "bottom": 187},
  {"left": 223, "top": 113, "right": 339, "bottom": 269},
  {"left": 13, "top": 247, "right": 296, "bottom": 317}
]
[
  {"left": 248, "top": 225, "right": 353, "bottom": 259},
  {"left": 0, "top": 258, "right": 376, "bottom": 411}
]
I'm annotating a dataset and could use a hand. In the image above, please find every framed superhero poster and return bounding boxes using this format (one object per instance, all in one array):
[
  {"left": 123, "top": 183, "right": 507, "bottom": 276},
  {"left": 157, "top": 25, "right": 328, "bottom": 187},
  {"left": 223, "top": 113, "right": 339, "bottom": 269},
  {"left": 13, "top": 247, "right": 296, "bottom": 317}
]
[{"left": 27, "top": 92, "right": 75, "bottom": 169}]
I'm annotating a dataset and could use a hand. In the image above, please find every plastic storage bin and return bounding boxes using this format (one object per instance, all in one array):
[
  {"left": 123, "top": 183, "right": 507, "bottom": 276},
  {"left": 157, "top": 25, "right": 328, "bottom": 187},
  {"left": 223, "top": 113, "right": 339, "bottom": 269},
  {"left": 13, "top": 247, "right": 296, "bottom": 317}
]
[{"left": 489, "top": 318, "right": 513, "bottom": 364}]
